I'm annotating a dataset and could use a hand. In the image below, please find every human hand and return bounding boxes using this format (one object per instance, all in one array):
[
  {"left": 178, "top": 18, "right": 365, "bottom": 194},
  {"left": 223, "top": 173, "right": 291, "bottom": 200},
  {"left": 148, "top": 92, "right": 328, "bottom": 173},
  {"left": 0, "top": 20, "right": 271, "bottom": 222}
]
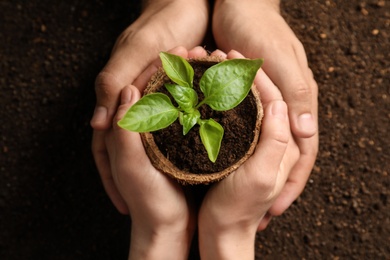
[
  {"left": 105, "top": 84, "right": 194, "bottom": 260},
  {"left": 91, "top": 0, "right": 209, "bottom": 214},
  {"left": 198, "top": 50, "right": 300, "bottom": 259},
  {"left": 212, "top": 0, "right": 319, "bottom": 226}
]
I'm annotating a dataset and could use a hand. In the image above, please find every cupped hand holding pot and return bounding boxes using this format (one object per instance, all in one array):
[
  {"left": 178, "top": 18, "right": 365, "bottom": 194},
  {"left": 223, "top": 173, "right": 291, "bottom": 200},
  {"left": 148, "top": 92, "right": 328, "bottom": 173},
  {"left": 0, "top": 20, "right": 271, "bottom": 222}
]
[
  {"left": 213, "top": 0, "right": 319, "bottom": 223},
  {"left": 91, "top": 0, "right": 209, "bottom": 215},
  {"left": 196, "top": 50, "right": 300, "bottom": 259},
  {"left": 107, "top": 47, "right": 300, "bottom": 258},
  {"left": 92, "top": 1, "right": 318, "bottom": 229},
  {"left": 105, "top": 84, "right": 195, "bottom": 259},
  {"left": 103, "top": 47, "right": 214, "bottom": 260}
]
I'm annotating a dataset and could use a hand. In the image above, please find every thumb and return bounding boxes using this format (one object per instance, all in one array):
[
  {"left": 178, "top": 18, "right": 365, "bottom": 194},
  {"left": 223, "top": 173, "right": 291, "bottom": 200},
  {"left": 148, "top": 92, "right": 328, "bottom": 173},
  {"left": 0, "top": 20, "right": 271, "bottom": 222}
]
[
  {"left": 111, "top": 85, "right": 146, "bottom": 160},
  {"left": 262, "top": 51, "right": 318, "bottom": 139},
  {"left": 114, "top": 85, "right": 141, "bottom": 130},
  {"left": 242, "top": 100, "right": 290, "bottom": 186},
  {"left": 90, "top": 45, "right": 152, "bottom": 131},
  {"left": 90, "top": 71, "right": 123, "bottom": 131}
]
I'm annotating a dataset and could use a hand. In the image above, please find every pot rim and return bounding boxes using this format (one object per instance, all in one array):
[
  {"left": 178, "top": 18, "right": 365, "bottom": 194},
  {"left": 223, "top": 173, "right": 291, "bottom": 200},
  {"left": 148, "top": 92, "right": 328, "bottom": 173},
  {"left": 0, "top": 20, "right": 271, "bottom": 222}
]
[{"left": 140, "top": 56, "right": 263, "bottom": 185}]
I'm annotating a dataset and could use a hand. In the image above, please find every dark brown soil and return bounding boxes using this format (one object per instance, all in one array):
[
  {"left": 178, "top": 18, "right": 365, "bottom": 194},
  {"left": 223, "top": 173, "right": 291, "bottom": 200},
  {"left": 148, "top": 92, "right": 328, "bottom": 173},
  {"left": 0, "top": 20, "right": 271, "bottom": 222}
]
[
  {"left": 152, "top": 61, "right": 258, "bottom": 174},
  {"left": 0, "top": 0, "right": 389, "bottom": 259}
]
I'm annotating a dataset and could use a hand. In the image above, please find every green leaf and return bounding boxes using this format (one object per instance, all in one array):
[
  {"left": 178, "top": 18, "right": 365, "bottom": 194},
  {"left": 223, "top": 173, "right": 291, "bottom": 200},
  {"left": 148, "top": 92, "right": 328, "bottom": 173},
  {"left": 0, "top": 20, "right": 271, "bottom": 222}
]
[
  {"left": 118, "top": 93, "right": 178, "bottom": 132},
  {"left": 160, "top": 52, "right": 194, "bottom": 89},
  {"left": 165, "top": 83, "right": 198, "bottom": 113},
  {"left": 199, "top": 119, "right": 224, "bottom": 163},
  {"left": 182, "top": 110, "right": 200, "bottom": 135},
  {"left": 199, "top": 59, "right": 263, "bottom": 111}
]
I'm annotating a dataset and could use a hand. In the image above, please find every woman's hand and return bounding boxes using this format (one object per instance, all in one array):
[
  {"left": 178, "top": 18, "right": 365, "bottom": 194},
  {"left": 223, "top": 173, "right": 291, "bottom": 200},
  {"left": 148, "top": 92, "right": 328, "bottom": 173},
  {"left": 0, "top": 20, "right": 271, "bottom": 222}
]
[
  {"left": 198, "top": 50, "right": 300, "bottom": 259},
  {"left": 212, "top": 0, "right": 319, "bottom": 224},
  {"left": 105, "top": 84, "right": 194, "bottom": 260},
  {"left": 100, "top": 46, "right": 212, "bottom": 259},
  {"left": 91, "top": 0, "right": 209, "bottom": 214}
]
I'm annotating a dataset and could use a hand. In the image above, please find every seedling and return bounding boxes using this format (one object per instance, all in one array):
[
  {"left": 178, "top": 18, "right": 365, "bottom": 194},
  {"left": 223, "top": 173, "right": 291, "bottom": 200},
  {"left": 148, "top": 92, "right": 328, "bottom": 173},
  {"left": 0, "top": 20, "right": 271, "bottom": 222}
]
[{"left": 118, "top": 52, "right": 263, "bottom": 162}]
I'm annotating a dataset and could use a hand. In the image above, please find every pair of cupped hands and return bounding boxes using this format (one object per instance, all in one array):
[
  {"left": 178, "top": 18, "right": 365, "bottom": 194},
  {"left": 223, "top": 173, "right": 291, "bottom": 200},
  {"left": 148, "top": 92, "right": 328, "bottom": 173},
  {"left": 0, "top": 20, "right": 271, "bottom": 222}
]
[{"left": 90, "top": 0, "right": 318, "bottom": 258}]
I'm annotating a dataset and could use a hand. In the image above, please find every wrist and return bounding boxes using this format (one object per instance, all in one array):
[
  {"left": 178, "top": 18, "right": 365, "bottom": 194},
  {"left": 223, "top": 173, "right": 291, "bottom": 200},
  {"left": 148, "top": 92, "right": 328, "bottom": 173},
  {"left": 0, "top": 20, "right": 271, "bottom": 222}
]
[
  {"left": 214, "top": 0, "right": 280, "bottom": 12},
  {"left": 136, "top": 0, "right": 209, "bottom": 46},
  {"left": 198, "top": 216, "right": 258, "bottom": 260},
  {"left": 199, "top": 224, "right": 257, "bottom": 260},
  {"left": 129, "top": 224, "right": 194, "bottom": 260},
  {"left": 143, "top": 0, "right": 209, "bottom": 12}
]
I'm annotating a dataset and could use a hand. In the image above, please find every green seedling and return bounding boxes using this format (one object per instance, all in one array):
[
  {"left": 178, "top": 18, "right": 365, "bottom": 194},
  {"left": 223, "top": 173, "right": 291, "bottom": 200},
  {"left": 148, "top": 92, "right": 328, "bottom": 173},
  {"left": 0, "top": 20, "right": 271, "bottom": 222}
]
[{"left": 118, "top": 52, "right": 263, "bottom": 162}]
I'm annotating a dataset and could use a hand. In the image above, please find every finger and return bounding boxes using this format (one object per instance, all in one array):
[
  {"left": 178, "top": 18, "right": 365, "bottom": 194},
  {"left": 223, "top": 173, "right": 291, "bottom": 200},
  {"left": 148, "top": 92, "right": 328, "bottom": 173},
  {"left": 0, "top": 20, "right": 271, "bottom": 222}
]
[
  {"left": 242, "top": 100, "right": 290, "bottom": 188},
  {"left": 111, "top": 85, "right": 147, "bottom": 163},
  {"left": 132, "top": 46, "right": 189, "bottom": 90},
  {"left": 266, "top": 75, "right": 318, "bottom": 216},
  {"left": 91, "top": 40, "right": 154, "bottom": 130},
  {"left": 92, "top": 130, "right": 129, "bottom": 215},
  {"left": 93, "top": 85, "right": 141, "bottom": 215},
  {"left": 210, "top": 49, "right": 227, "bottom": 59},
  {"left": 91, "top": 72, "right": 122, "bottom": 130},
  {"left": 109, "top": 85, "right": 180, "bottom": 194},
  {"left": 226, "top": 49, "right": 243, "bottom": 59},
  {"left": 262, "top": 49, "right": 318, "bottom": 138},
  {"left": 257, "top": 212, "right": 272, "bottom": 231},
  {"left": 254, "top": 69, "right": 282, "bottom": 105},
  {"left": 114, "top": 85, "right": 141, "bottom": 129},
  {"left": 226, "top": 50, "right": 284, "bottom": 112},
  {"left": 268, "top": 133, "right": 318, "bottom": 216},
  {"left": 188, "top": 46, "right": 208, "bottom": 58}
]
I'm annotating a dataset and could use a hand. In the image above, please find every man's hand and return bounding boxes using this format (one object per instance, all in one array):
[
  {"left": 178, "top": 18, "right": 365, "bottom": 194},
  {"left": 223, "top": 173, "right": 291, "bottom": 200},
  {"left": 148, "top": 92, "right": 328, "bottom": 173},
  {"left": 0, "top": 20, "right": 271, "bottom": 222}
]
[
  {"left": 213, "top": 0, "right": 319, "bottom": 227},
  {"left": 91, "top": 0, "right": 209, "bottom": 213}
]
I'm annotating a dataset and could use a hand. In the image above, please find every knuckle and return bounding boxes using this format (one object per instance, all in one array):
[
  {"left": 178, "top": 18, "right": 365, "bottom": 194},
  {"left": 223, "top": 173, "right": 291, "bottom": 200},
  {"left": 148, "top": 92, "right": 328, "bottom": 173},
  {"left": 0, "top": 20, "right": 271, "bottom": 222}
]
[
  {"left": 272, "top": 129, "right": 290, "bottom": 147},
  {"left": 95, "top": 71, "right": 117, "bottom": 93},
  {"left": 291, "top": 144, "right": 301, "bottom": 165},
  {"left": 307, "top": 67, "right": 314, "bottom": 79},
  {"left": 290, "top": 80, "right": 312, "bottom": 103},
  {"left": 249, "top": 171, "right": 278, "bottom": 200},
  {"left": 95, "top": 71, "right": 122, "bottom": 104},
  {"left": 294, "top": 40, "right": 306, "bottom": 54},
  {"left": 118, "top": 27, "right": 160, "bottom": 53}
]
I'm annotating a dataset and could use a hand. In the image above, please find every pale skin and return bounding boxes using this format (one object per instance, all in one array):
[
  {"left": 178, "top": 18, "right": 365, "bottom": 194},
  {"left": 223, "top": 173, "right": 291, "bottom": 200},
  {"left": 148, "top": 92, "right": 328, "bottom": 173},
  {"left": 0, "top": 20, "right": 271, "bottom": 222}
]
[
  {"left": 91, "top": 0, "right": 209, "bottom": 215},
  {"left": 106, "top": 46, "right": 299, "bottom": 259},
  {"left": 91, "top": 0, "right": 318, "bottom": 257},
  {"left": 198, "top": 49, "right": 300, "bottom": 259},
  {"left": 212, "top": 0, "right": 318, "bottom": 228},
  {"left": 105, "top": 47, "right": 206, "bottom": 260}
]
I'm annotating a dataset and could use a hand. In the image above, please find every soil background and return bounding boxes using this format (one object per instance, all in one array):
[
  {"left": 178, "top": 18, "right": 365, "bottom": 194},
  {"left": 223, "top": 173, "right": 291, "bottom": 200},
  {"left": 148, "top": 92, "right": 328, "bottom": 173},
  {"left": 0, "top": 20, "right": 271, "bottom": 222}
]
[{"left": 0, "top": 0, "right": 389, "bottom": 259}]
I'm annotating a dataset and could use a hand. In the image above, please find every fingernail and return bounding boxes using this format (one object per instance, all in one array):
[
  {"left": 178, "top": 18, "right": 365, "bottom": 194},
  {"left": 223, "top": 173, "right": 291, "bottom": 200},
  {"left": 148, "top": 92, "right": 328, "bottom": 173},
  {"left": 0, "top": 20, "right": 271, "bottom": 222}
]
[
  {"left": 297, "top": 113, "right": 316, "bottom": 133},
  {"left": 91, "top": 106, "right": 107, "bottom": 125},
  {"left": 271, "top": 101, "right": 287, "bottom": 119},
  {"left": 122, "top": 88, "right": 131, "bottom": 104}
]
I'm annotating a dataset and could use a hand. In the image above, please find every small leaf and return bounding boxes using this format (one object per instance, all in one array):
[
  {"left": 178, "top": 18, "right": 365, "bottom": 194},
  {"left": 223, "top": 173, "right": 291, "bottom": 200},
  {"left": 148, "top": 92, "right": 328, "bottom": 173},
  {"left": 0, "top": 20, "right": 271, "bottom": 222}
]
[
  {"left": 200, "top": 59, "right": 263, "bottom": 111},
  {"left": 165, "top": 83, "right": 198, "bottom": 113},
  {"left": 160, "top": 52, "right": 194, "bottom": 89},
  {"left": 182, "top": 110, "right": 200, "bottom": 135},
  {"left": 118, "top": 93, "right": 178, "bottom": 132},
  {"left": 199, "top": 119, "right": 224, "bottom": 163}
]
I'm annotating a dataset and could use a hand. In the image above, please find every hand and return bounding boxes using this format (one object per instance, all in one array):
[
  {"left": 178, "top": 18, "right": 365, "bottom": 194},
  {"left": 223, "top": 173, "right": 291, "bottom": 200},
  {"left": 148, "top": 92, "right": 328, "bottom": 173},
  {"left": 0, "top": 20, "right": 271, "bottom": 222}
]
[
  {"left": 91, "top": 0, "right": 209, "bottom": 214},
  {"left": 212, "top": 0, "right": 319, "bottom": 226},
  {"left": 198, "top": 50, "right": 300, "bottom": 259},
  {"left": 100, "top": 45, "right": 211, "bottom": 259},
  {"left": 105, "top": 84, "right": 194, "bottom": 259}
]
